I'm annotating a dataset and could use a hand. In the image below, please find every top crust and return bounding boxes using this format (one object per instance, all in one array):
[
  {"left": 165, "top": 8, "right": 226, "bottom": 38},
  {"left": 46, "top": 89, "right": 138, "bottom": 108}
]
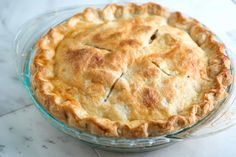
[{"left": 32, "top": 3, "right": 232, "bottom": 138}]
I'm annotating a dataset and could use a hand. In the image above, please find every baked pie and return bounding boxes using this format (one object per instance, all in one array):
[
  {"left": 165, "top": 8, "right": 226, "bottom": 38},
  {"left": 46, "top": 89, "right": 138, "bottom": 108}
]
[{"left": 32, "top": 3, "right": 232, "bottom": 138}]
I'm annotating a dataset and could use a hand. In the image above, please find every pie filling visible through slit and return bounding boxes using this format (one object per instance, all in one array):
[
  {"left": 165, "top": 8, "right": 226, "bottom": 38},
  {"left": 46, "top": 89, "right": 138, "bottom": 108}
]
[{"left": 32, "top": 3, "right": 232, "bottom": 138}]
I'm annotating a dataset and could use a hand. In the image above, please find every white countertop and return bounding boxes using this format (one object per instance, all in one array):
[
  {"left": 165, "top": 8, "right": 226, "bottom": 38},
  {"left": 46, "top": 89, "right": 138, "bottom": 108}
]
[{"left": 0, "top": 0, "right": 236, "bottom": 156}]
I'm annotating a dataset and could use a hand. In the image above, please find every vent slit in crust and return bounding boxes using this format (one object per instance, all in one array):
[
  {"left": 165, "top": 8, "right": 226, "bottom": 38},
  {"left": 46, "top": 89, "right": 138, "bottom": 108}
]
[
  {"left": 104, "top": 72, "right": 124, "bottom": 102},
  {"left": 151, "top": 61, "right": 174, "bottom": 76},
  {"left": 84, "top": 43, "right": 112, "bottom": 52},
  {"left": 149, "top": 29, "right": 158, "bottom": 44}
]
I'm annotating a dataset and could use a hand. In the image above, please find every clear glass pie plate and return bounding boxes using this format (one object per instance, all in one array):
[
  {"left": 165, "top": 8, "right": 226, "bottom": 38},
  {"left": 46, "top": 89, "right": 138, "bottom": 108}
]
[{"left": 14, "top": 4, "right": 236, "bottom": 152}]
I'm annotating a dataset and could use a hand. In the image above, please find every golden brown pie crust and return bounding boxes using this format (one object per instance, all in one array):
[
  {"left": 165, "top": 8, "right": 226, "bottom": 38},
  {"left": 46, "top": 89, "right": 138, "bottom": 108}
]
[{"left": 32, "top": 3, "right": 232, "bottom": 138}]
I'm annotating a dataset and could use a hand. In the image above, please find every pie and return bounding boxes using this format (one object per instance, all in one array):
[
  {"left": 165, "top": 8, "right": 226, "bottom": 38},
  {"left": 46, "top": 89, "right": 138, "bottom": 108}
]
[{"left": 32, "top": 3, "right": 232, "bottom": 138}]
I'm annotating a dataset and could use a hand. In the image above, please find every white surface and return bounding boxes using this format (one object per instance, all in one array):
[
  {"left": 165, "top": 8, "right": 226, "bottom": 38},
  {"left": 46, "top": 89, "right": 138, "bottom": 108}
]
[{"left": 0, "top": 0, "right": 236, "bottom": 156}]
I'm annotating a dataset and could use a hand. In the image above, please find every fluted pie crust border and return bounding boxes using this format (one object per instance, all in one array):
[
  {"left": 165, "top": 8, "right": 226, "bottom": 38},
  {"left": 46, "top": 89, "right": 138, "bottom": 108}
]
[{"left": 31, "top": 3, "right": 232, "bottom": 138}]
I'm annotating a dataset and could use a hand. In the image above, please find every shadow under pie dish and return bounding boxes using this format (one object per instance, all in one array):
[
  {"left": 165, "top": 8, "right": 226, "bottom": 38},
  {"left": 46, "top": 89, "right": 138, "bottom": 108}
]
[{"left": 31, "top": 2, "right": 233, "bottom": 138}]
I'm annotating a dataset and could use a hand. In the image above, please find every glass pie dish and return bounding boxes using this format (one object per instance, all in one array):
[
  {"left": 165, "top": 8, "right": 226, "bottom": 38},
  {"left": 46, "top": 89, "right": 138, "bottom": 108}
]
[{"left": 15, "top": 4, "right": 236, "bottom": 152}]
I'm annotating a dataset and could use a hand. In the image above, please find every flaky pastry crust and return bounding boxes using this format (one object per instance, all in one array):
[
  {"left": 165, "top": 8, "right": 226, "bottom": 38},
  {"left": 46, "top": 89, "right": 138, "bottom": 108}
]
[{"left": 32, "top": 3, "right": 232, "bottom": 138}]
